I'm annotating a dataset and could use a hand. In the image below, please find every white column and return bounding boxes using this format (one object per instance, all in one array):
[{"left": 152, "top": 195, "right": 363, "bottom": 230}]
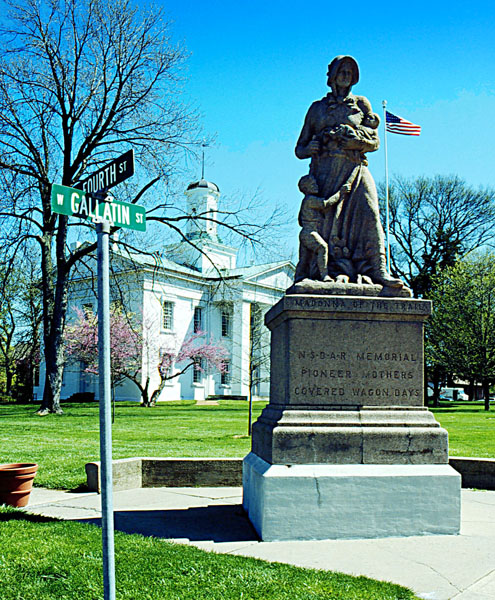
[{"left": 231, "top": 300, "right": 250, "bottom": 397}]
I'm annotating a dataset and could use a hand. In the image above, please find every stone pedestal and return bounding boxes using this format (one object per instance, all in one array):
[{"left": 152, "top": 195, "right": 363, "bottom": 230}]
[{"left": 243, "top": 295, "right": 461, "bottom": 540}]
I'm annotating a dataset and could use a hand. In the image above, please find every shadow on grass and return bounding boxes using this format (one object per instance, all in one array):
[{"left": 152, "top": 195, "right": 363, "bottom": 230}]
[
  {"left": 68, "top": 483, "right": 90, "bottom": 493},
  {"left": 1, "top": 502, "right": 259, "bottom": 543},
  {"left": 80, "top": 504, "right": 260, "bottom": 543},
  {"left": 0, "top": 508, "right": 61, "bottom": 524},
  {"left": 430, "top": 401, "right": 490, "bottom": 414}
]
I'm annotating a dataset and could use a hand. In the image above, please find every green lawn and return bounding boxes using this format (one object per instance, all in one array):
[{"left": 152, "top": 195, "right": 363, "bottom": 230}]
[
  {"left": 431, "top": 400, "right": 495, "bottom": 458},
  {"left": 1, "top": 399, "right": 493, "bottom": 491},
  {"left": 0, "top": 507, "right": 419, "bottom": 600},
  {"left": 0, "top": 400, "right": 263, "bottom": 489}
]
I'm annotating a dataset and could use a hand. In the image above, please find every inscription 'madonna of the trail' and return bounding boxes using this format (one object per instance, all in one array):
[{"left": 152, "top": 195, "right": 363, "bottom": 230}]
[{"left": 284, "top": 296, "right": 431, "bottom": 315}]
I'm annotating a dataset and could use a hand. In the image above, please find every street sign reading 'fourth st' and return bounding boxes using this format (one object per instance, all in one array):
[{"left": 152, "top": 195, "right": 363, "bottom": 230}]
[
  {"left": 51, "top": 183, "right": 146, "bottom": 232},
  {"left": 79, "top": 149, "right": 134, "bottom": 193}
]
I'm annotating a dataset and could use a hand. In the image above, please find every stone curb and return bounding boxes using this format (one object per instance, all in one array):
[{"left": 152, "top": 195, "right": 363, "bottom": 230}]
[
  {"left": 449, "top": 457, "right": 495, "bottom": 491},
  {"left": 85, "top": 457, "right": 243, "bottom": 493},
  {"left": 85, "top": 456, "right": 495, "bottom": 493}
]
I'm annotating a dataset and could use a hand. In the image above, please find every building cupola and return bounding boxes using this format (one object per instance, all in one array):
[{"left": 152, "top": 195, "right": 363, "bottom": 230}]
[{"left": 185, "top": 179, "right": 220, "bottom": 243}]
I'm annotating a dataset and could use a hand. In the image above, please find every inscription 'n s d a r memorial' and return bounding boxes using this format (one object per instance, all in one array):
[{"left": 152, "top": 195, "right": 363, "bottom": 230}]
[{"left": 298, "top": 350, "right": 418, "bottom": 362}]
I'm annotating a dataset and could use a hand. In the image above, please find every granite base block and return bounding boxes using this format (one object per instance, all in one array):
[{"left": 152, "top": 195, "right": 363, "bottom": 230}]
[{"left": 243, "top": 452, "right": 461, "bottom": 541}]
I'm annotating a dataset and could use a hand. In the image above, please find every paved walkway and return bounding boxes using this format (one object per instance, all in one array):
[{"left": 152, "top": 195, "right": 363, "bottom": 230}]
[{"left": 25, "top": 487, "right": 495, "bottom": 600}]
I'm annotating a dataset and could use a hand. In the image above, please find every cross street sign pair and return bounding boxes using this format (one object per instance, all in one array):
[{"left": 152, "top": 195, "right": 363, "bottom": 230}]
[
  {"left": 51, "top": 184, "right": 146, "bottom": 232},
  {"left": 50, "top": 150, "right": 146, "bottom": 231}
]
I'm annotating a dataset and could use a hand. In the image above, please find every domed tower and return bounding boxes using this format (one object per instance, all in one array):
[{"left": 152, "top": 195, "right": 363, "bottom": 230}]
[
  {"left": 167, "top": 179, "right": 237, "bottom": 273},
  {"left": 185, "top": 179, "right": 220, "bottom": 243}
]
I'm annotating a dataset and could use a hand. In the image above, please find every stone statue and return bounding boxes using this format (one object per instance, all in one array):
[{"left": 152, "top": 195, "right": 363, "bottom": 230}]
[{"left": 293, "top": 55, "right": 405, "bottom": 292}]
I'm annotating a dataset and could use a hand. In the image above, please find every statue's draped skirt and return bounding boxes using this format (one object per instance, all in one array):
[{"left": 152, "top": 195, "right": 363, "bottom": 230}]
[{"left": 309, "top": 153, "right": 386, "bottom": 280}]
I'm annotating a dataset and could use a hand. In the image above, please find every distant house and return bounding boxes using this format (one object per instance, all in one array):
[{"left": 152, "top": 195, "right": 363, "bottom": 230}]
[{"left": 35, "top": 179, "right": 295, "bottom": 402}]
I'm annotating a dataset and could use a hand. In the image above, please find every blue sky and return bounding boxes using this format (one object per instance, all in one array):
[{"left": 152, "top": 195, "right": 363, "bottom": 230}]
[{"left": 161, "top": 0, "right": 495, "bottom": 258}]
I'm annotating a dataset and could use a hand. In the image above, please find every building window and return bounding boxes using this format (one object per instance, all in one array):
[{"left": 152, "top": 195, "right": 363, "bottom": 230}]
[
  {"left": 221, "top": 309, "right": 232, "bottom": 338},
  {"left": 162, "top": 301, "right": 174, "bottom": 330},
  {"left": 158, "top": 348, "right": 171, "bottom": 379},
  {"left": 221, "top": 360, "right": 231, "bottom": 385},
  {"left": 193, "top": 357, "right": 204, "bottom": 383},
  {"left": 194, "top": 307, "right": 203, "bottom": 333}
]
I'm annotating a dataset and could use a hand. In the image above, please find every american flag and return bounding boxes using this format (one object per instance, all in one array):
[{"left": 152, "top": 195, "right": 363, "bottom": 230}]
[{"left": 385, "top": 111, "right": 421, "bottom": 136}]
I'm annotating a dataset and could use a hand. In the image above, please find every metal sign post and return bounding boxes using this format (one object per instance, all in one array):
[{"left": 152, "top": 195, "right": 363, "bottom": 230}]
[
  {"left": 97, "top": 217, "right": 115, "bottom": 600},
  {"left": 50, "top": 151, "right": 145, "bottom": 600}
]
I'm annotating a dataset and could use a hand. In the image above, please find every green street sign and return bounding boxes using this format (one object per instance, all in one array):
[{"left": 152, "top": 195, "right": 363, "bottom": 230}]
[{"left": 51, "top": 183, "right": 146, "bottom": 232}]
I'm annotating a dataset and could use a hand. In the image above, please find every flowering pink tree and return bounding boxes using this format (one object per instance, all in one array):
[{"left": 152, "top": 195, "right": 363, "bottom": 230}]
[
  {"left": 64, "top": 307, "right": 141, "bottom": 388},
  {"left": 64, "top": 308, "right": 228, "bottom": 406},
  {"left": 149, "top": 331, "right": 228, "bottom": 406}
]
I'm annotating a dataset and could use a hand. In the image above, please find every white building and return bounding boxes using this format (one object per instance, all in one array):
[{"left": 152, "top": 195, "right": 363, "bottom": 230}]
[{"left": 36, "top": 179, "right": 294, "bottom": 403}]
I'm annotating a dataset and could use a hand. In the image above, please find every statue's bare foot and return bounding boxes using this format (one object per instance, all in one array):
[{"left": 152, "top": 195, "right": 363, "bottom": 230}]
[
  {"left": 357, "top": 274, "right": 374, "bottom": 285},
  {"left": 323, "top": 275, "right": 334, "bottom": 282},
  {"left": 336, "top": 274, "right": 350, "bottom": 284}
]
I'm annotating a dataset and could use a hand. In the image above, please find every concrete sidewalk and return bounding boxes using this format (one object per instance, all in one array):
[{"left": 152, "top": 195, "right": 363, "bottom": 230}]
[{"left": 25, "top": 487, "right": 495, "bottom": 600}]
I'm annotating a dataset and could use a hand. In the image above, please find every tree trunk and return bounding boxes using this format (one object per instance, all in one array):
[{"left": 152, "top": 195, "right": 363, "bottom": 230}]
[
  {"left": 432, "top": 365, "right": 442, "bottom": 407},
  {"left": 38, "top": 226, "right": 69, "bottom": 415},
  {"left": 424, "top": 362, "right": 429, "bottom": 406},
  {"left": 248, "top": 387, "right": 253, "bottom": 436},
  {"left": 5, "top": 365, "right": 13, "bottom": 397},
  {"left": 482, "top": 378, "right": 491, "bottom": 411},
  {"left": 468, "top": 380, "right": 475, "bottom": 402},
  {"left": 140, "top": 376, "right": 153, "bottom": 407},
  {"left": 38, "top": 313, "right": 66, "bottom": 414},
  {"left": 149, "top": 377, "right": 170, "bottom": 407}
]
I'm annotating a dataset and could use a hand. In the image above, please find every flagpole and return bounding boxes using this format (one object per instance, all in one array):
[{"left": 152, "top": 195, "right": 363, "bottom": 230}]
[{"left": 382, "top": 100, "right": 391, "bottom": 273}]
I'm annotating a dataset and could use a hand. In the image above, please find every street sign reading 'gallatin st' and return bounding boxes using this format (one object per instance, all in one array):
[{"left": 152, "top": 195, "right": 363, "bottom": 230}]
[{"left": 51, "top": 183, "right": 146, "bottom": 232}]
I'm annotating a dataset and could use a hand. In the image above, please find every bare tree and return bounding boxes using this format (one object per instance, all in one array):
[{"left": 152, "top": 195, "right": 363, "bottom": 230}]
[
  {"left": 0, "top": 0, "right": 204, "bottom": 413},
  {"left": 379, "top": 175, "right": 495, "bottom": 297},
  {"left": 0, "top": 266, "right": 19, "bottom": 396},
  {"left": 0, "top": 0, "right": 289, "bottom": 415}
]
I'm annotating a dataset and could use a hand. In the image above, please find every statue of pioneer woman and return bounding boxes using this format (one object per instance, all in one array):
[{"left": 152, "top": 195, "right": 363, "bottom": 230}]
[{"left": 294, "top": 55, "right": 403, "bottom": 289}]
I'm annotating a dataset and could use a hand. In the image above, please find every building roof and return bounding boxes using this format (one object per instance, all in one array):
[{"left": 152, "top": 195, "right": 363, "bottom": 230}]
[
  {"left": 227, "top": 261, "right": 294, "bottom": 280},
  {"left": 186, "top": 179, "right": 220, "bottom": 193},
  {"left": 120, "top": 250, "right": 293, "bottom": 283}
]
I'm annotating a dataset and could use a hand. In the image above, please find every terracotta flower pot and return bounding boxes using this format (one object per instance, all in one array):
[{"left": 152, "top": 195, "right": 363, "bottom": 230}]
[{"left": 0, "top": 463, "right": 38, "bottom": 507}]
